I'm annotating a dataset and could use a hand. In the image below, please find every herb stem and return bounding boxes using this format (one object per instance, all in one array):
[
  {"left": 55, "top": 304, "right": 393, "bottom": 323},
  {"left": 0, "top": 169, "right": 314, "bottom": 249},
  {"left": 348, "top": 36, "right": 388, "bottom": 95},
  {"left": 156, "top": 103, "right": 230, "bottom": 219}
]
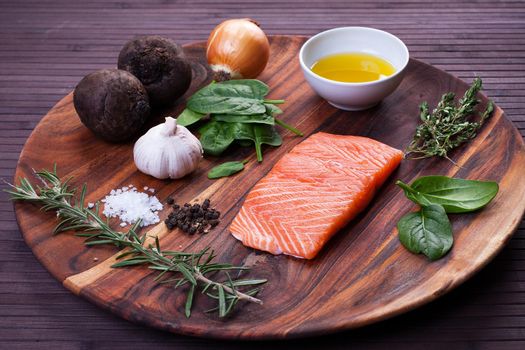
[
  {"left": 405, "top": 77, "right": 493, "bottom": 161},
  {"left": 255, "top": 143, "right": 263, "bottom": 162},
  {"left": 264, "top": 99, "right": 285, "bottom": 104},
  {"left": 275, "top": 118, "right": 304, "bottom": 136},
  {"left": 195, "top": 272, "right": 263, "bottom": 305},
  {"left": 395, "top": 180, "right": 416, "bottom": 195},
  {"left": 6, "top": 166, "right": 266, "bottom": 318}
]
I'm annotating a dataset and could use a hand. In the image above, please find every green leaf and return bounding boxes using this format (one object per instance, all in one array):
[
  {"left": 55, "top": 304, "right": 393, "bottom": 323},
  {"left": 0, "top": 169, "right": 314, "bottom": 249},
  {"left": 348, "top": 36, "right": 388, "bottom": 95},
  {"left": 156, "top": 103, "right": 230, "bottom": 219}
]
[
  {"left": 212, "top": 113, "right": 275, "bottom": 125},
  {"left": 237, "top": 139, "right": 253, "bottom": 147},
  {"left": 208, "top": 160, "right": 247, "bottom": 179},
  {"left": 187, "top": 82, "right": 266, "bottom": 115},
  {"left": 177, "top": 108, "right": 206, "bottom": 127},
  {"left": 202, "top": 282, "right": 213, "bottom": 294},
  {"left": 397, "top": 204, "right": 453, "bottom": 260},
  {"left": 264, "top": 103, "right": 283, "bottom": 115},
  {"left": 396, "top": 176, "right": 499, "bottom": 213},
  {"left": 225, "top": 297, "right": 239, "bottom": 315},
  {"left": 231, "top": 279, "right": 268, "bottom": 287},
  {"left": 115, "top": 251, "right": 136, "bottom": 260},
  {"left": 174, "top": 278, "right": 189, "bottom": 289},
  {"left": 185, "top": 284, "right": 195, "bottom": 318},
  {"left": 177, "top": 263, "right": 197, "bottom": 285},
  {"left": 220, "top": 79, "right": 269, "bottom": 98},
  {"left": 218, "top": 285, "right": 226, "bottom": 317},
  {"left": 7, "top": 165, "right": 266, "bottom": 318},
  {"left": 189, "top": 96, "right": 265, "bottom": 115},
  {"left": 198, "top": 120, "right": 237, "bottom": 156},
  {"left": 111, "top": 258, "right": 149, "bottom": 268},
  {"left": 85, "top": 239, "right": 116, "bottom": 246},
  {"left": 234, "top": 124, "right": 282, "bottom": 162},
  {"left": 405, "top": 77, "right": 493, "bottom": 160}
]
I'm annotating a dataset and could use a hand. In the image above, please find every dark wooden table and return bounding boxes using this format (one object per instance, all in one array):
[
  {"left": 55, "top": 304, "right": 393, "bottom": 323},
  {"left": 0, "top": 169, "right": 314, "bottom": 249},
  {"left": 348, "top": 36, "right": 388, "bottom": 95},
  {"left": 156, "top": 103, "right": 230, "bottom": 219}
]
[{"left": 1, "top": 0, "right": 524, "bottom": 348}]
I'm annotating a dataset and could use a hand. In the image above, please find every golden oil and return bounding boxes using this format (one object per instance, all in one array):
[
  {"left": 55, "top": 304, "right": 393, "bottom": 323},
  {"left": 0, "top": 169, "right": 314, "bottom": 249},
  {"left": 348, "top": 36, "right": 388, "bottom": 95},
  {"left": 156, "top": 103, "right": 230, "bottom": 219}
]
[{"left": 311, "top": 52, "right": 395, "bottom": 83}]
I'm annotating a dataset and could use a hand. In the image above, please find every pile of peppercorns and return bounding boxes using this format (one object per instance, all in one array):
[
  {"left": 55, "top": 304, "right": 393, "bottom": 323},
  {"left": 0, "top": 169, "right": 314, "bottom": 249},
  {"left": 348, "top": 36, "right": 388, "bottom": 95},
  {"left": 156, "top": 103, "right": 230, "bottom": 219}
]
[{"left": 164, "top": 198, "right": 221, "bottom": 234}]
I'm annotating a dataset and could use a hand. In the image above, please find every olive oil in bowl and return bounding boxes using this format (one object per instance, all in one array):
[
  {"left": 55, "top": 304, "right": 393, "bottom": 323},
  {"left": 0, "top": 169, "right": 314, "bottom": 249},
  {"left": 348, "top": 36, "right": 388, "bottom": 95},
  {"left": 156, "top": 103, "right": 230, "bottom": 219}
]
[{"left": 311, "top": 52, "right": 396, "bottom": 83}]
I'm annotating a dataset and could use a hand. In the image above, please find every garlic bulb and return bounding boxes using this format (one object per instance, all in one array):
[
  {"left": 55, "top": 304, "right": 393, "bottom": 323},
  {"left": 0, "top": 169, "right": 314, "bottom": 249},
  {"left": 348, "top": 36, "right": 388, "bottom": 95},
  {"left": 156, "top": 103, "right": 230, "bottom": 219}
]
[
  {"left": 133, "top": 117, "right": 203, "bottom": 179},
  {"left": 206, "top": 18, "right": 270, "bottom": 80}
]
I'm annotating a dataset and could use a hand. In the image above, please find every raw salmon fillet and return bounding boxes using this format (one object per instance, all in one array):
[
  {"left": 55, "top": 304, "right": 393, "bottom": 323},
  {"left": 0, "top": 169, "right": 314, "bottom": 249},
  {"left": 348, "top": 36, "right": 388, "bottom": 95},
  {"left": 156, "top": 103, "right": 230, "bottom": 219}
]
[{"left": 230, "top": 132, "right": 403, "bottom": 259}]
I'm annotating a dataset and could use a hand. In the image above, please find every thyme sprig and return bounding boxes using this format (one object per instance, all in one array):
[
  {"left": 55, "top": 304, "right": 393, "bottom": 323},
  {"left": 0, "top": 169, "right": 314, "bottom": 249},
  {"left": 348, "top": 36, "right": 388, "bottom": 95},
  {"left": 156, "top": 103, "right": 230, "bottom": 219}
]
[
  {"left": 6, "top": 165, "right": 266, "bottom": 318},
  {"left": 405, "top": 77, "right": 494, "bottom": 161}
]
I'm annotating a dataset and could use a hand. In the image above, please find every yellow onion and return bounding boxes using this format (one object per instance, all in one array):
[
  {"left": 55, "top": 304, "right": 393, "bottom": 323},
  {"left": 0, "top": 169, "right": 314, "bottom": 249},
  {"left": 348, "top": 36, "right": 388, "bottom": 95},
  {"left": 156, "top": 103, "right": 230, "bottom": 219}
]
[{"left": 206, "top": 18, "right": 270, "bottom": 80}]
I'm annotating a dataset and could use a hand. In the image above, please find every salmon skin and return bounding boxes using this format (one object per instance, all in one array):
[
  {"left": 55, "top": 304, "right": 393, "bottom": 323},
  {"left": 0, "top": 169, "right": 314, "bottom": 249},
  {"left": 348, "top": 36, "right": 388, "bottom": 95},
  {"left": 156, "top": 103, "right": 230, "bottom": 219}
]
[{"left": 230, "top": 132, "right": 403, "bottom": 259}]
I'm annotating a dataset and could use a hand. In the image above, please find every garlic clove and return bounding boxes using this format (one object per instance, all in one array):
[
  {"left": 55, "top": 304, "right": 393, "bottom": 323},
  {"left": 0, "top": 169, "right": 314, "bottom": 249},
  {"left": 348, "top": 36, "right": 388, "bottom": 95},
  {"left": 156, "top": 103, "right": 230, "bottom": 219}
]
[{"left": 133, "top": 116, "right": 203, "bottom": 179}]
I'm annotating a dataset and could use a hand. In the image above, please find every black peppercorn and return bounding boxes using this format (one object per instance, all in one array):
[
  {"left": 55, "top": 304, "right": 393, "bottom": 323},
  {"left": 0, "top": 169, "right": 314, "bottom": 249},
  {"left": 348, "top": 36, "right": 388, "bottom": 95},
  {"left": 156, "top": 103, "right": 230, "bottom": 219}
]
[{"left": 164, "top": 198, "right": 220, "bottom": 235}]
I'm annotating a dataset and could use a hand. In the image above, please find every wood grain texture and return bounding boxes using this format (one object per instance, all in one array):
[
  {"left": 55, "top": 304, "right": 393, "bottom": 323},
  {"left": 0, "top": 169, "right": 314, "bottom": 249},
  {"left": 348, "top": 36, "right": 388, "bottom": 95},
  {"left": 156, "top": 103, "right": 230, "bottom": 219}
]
[
  {"left": 3, "top": 1, "right": 525, "bottom": 349},
  {"left": 12, "top": 36, "right": 525, "bottom": 339}
]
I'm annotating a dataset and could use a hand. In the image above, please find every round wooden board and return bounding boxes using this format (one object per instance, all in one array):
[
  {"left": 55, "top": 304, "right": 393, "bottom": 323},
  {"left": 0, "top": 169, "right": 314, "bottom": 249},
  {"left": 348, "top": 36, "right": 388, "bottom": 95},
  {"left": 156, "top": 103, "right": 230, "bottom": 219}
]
[{"left": 13, "top": 36, "right": 525, "bottom": 340}]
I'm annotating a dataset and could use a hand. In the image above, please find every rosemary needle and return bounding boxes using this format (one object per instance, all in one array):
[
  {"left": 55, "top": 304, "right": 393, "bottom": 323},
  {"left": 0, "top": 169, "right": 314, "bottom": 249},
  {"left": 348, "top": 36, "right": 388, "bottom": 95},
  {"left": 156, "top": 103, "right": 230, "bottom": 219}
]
[
  {"left": 6, "top": 165, "right": 266, "bottom": 318},
  {"left": 405, "top": 77, "right": 494, "bottom": 161}
]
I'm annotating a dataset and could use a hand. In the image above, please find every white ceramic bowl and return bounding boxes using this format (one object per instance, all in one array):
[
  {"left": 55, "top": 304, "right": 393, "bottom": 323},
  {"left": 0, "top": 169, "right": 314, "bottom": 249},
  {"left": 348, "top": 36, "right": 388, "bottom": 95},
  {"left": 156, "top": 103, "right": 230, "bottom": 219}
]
[{"left": 299, "top": 27, "right": 409, "bottom": 111}]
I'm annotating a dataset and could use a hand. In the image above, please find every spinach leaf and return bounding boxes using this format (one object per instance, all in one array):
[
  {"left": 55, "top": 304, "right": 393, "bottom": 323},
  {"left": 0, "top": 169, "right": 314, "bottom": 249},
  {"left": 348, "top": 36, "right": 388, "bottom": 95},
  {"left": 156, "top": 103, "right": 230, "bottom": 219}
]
[
  {"left": 213, "top": 113, "right": 275, "bottom": 125},
  {"left": 177, "top": 108, "right": 205, "bottom": 127},
  {"left": 196, "top": 81, "right": 259, "bottom": 99},
  {"left": 180, "top": 79, "right": 300, "bottom": 163},
  {"left": 396, "top": 176, "right": 499, "bottom": 213},
  {"left": 234, "top": 124, "right": 282, "bottom": 162},
  {"left": 208, "top": 160, "right": 247, "bottom": 179},
  {"left": 237, "top": 139, "right": 253, "bottom": 147},
  {"left": 265, "top": 103, "right": 283, "bottom": 115},
  {"left": 187, "top": 82, "right": 266, "bottom": 115},
  {"left": 188, "top": 96, "right": 266, "bottom": 115},
  {"left": 397, "top": 204, "right": 453, "bottom": 261},
  {"left": 221, "top": 79, "right": 269, "bottom": 98},
  {"left": 198, "top": 120, "right": 238, "bottom": 156}
]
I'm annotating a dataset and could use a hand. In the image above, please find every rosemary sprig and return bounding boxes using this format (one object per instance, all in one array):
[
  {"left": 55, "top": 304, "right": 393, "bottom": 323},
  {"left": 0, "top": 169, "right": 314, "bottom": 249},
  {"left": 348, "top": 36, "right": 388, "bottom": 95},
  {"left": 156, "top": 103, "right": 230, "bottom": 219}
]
[
  {"left": 405, "top": 77, "right": 494, "bottom": 161},
  {"left": 6, "top": 165, "right": 266, "bottom": 318}
]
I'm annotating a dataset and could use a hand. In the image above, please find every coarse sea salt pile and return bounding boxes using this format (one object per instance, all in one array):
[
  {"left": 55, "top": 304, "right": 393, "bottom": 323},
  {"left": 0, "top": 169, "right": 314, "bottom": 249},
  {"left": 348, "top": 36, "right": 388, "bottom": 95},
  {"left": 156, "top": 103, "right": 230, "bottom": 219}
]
[{"left": 102, "top": 185, "right": 163, "bottom": 227}]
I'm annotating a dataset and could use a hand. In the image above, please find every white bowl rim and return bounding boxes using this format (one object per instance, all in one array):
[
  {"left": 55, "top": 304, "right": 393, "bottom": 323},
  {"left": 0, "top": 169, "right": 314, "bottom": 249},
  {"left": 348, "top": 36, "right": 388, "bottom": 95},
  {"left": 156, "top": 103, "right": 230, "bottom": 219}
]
[{"left": 299, "top": 26, "right": 410, "bottom": 87}]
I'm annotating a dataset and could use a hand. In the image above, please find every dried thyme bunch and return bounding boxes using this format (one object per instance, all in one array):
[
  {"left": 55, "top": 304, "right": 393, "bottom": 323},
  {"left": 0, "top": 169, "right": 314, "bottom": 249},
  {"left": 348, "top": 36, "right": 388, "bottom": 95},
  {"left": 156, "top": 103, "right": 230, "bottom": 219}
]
[
  {"left": 6, "top": 166, "right": 266, "bottom": 318},
  {"left": 405, "top": 77, "right": 494, "bottom": 161}
]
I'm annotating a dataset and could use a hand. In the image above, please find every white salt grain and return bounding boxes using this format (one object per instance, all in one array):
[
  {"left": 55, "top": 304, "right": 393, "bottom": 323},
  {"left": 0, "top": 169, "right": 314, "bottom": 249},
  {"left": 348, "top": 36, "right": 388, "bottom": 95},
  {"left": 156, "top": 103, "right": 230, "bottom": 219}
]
[{"left": 102, "top": 186, "right": 163, "bottom": 227}]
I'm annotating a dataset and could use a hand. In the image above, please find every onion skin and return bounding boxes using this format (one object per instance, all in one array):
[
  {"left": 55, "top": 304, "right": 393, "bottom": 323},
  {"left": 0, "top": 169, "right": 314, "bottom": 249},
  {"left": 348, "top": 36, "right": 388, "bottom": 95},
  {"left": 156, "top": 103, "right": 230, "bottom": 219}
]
[{"left": 206, "top": 19, "right": 270, "bottom": 79}]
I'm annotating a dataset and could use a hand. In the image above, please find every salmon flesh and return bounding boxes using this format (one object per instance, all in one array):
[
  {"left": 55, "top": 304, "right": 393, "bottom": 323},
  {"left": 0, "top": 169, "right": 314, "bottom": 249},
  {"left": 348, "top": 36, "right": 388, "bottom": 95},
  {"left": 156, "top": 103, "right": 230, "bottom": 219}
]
[{"left": 230, "top": 132, "right": 403, "bottom": 259}]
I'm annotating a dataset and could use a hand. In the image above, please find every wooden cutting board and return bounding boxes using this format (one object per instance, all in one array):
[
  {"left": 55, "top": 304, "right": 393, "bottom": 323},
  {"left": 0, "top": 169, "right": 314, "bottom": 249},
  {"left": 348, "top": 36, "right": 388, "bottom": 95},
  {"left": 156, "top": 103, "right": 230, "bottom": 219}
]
[{"left": 13, "top": 36, "right": 525, "bottom": 339}]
